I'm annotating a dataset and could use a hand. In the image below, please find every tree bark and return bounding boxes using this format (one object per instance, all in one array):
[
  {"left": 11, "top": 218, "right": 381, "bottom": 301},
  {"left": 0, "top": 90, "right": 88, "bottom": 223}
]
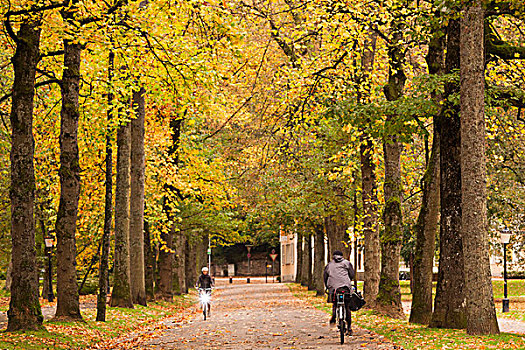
[
  {"left": 301, "top": 235, "right": 309, "bottom": 286},
  {"left": 306, "top": 235, "right": 314, "bottom": 290},
  {"left": 130, "top": 88, "right": 147, "bottom": 306},
  {"left": 325, "top": 215, "right": 350, "bottom": 259},
  {"left": 430, "top": 18, "right": 467, "bottom": 329},
  {"left": 360, "top": 137, "right": 381, "bottom": 306},
  {"left": 173, "top": 231, "right": 186, "bottom": 295},
  {"left": 156, "top": 226, "right": 174, "bottom": 301},
  {"left": 54, "top": 32, "right": 83, "bottom": 321},
  {"left": 359, "top": 31, "right": 380, "bottom": 306},
  {"left": 409, "top": 31, "right": 444, "bottom": 325},
  {"left": 409, "top": 128, "right": 440, "bottom": 325},
  {"left": 376, "top": 128, "right": 404, "bottom": 319},
  {"left": 97, "top": 50, "right": 114, "bottom": 321},
  {"left": 376, "top": 32, "right": 406, "bottom": 318},
  {"left": 460, "top": 3, "right": 499, "bottom": 335},
  {"left": 295, "top": 234, "right": 303, "bottom": 283},
  {"left": 110, "top": 119, "right": 133, "bottom": 308},
  {"left": 185, "top": 239, "right": 197, "bottom": 290},
  {"left": 143, "top": 219, "right": 155, "bottom": 301},
  {"left": 313, "top": 223, "right": 325, "bottom": 296},
  {"left": 7, "top": 19, "right": 44, "bottom": 332}
]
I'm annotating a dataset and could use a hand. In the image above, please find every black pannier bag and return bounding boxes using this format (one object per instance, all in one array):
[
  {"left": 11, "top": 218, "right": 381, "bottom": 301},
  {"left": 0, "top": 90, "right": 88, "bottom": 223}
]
[{"left": 348, "top": 290, "right": 366, "bottom": 311}]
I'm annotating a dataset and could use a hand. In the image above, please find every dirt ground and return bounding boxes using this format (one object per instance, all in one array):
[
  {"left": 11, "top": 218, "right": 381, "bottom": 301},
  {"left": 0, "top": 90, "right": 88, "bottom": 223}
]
[{"left": 131, "top": 280, "right": 400, "bottom": 350}]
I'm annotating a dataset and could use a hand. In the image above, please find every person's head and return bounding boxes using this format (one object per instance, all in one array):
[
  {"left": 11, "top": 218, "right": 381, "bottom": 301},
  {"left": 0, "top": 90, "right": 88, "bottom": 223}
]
[
  {"left": 202, "top": 267, "right": 209, "bottom": 275},
  {"left": 333, "top": 250, "right": 344, "bottom": 261}
]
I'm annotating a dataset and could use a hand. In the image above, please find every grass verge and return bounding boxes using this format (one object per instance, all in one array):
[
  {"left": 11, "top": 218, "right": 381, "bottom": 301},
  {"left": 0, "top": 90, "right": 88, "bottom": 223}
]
[
  {"left": 288, "top": 283, "right": 525, "bottom": 350},
  {"left": 0, "top": 294, "right": 195, "bottom": 349}
]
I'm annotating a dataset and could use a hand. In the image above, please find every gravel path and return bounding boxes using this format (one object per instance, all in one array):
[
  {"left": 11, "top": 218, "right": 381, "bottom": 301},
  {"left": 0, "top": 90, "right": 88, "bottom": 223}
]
[{"left": 136, "top": 281, "right": 398, "bottom": 349}]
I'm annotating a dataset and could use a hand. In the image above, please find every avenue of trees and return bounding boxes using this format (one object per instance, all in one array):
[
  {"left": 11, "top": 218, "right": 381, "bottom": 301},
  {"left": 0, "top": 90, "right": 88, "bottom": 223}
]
[{"left": 0, "top": 0, "right": 523, "bottom": 337}]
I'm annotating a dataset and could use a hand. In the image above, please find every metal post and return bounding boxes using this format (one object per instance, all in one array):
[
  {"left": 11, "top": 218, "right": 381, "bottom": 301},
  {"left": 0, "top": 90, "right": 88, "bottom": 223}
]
[
  {"left": 502, "top": 242, "right": 509, "bottom": 313},
  {"left": 46, "top": 246, "right": 54, "bottom": 302},
  {"left": 272, "top": 260, "right": 274, "bottom": 283},
  {"left": 265, "top": 255, "right": 268, "bottom": 283}
]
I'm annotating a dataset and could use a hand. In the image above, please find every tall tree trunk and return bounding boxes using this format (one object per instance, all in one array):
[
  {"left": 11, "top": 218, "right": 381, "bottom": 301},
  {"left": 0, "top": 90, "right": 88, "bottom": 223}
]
[
  {"left": 7, "top": 19, "right": 44, "bottom": 332},
  {"left": 430, "top": 18, "right": 467, "bottom": 329},
  {"left": 129, "top": 88, "right": 147, "bottom": 306},
  {"left": 174, "top": 232, "right": 187, "bottom": 294},
  {"left": 306, "top": 235, "right": 314, "bottom": 291},
  {"left": 409, "top": 30, "right": 444, "bottom": 325},
  {"left": 143, "top": 219, "right": 155, "bottom": 301},
  {"left": 313, "top": 224, "right": 325, "bottom": 296},
  {"left": 360, "top": 138, "right": 381, "bottom": 306},
  {"left": 300, "top": 235, "right": 309, "bottom": 286},
  {"left": 295, "top": 234, "right": 303, "bottom": 283},
  {"left": 460, "top": 3, "right": 499, "bottom": 335},
  {"left": 157, "top": 116, "right": 183, "bottom": 298},
  {"left": 376, "top": 34, "right": 406, "bottom": 319},
  {"left": 110, "top": 119, "right": 133, "bottom": 308},
  {"left": 54, "top": 30, "right": 83, "bottom": 320},
  {"left": 185, "top": 239, "right": 197, "bottom": 290},
  {"left": 325, "top": 215, "right": 350, "bottom": 259},
  {"left": 359, "top": 32, "right": 380, "bottom": 306},
  {"left": 156, "top": 226, "right": 174, "bottom": 301},
  {"left": 376, "top": 128, "right": 404, "bottom": 319},
  {"left": 97, "top": 50, "right": 114, "bottom": 321},
  {"left": 409, "top": 128, "right": 440, "bottom": 324}
]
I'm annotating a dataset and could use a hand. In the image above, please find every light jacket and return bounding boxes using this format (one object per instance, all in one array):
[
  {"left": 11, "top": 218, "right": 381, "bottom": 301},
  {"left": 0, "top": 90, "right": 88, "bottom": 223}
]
[{"left": 323, "top": 255, "right": 355, "bottom": 293}]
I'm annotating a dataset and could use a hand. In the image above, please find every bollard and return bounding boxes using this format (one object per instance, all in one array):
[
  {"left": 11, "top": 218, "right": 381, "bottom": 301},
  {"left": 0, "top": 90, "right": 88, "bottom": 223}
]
[
  {"left": 247, "top": 277, "right": 250, "bottom": 284},
  {"left": 229, "top": 277, "right": 233, "bottom": 284}
]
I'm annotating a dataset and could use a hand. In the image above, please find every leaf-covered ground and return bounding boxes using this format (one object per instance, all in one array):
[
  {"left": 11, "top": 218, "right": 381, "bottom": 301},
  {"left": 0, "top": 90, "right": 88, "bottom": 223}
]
[
  {"left": 289, "top": 284, "right": 525, "bottom": 350},
  {"left": 0, "top": 294, "right": 195, "bottom": 349}
]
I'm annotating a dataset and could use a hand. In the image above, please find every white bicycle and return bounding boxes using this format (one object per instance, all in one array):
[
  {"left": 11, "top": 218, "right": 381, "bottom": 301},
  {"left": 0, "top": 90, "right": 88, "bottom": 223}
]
[{"left": 198, "top": 288, "right": 212, "bottom": 320}]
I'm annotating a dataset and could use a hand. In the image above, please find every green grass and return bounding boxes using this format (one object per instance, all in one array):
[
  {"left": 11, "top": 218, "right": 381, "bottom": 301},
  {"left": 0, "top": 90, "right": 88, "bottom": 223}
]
[
  {"left": 289, "top": 283, "right": 525, "bottom": 350},
  {"left": 0, "top": 294, "right": 195, "bottom": 349}
]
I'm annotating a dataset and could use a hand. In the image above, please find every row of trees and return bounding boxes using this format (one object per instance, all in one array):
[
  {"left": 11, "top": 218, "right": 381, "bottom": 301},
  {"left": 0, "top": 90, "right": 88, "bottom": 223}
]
[{"left": 0, "top": 0, "right": 523, "bottom": 338}]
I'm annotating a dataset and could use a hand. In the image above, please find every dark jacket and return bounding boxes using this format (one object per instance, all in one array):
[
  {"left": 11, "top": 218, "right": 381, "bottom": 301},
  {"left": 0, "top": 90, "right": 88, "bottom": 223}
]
[
  {"left": 196, "top": 274, "right": 214, "bottom": 289},
  {"left": 323, "top": 256, "right": 355, "bottom": 293}
]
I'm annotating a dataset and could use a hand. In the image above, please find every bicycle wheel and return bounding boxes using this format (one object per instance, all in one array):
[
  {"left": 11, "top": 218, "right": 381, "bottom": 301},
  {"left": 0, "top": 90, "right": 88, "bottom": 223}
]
[
  {"left": 203, "top": 303, "right": 207, "bottom": 320},
  {"left": 338, "top": 306, "right": 345, "bottom": 344}
]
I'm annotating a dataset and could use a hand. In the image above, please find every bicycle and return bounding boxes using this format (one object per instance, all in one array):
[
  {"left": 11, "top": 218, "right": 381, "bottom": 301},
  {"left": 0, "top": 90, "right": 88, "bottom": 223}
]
[
  {"left": 334, "top": 287, "right": 351, "bottom": 344},
  {"left": 198, "top": 288, "right": 212, "bottom": 320}
]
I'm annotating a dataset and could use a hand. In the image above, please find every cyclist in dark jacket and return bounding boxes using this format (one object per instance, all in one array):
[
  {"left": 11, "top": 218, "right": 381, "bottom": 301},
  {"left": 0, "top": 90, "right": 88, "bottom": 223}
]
[
  {"left": 324, "top": 250, "right": 355, "bottom": 333},
  {"left": 196, "top": 267, "right": 214, "bottom": 289},
  {"left": 196, "top": 267, "right": 214, "bottom": 315}
]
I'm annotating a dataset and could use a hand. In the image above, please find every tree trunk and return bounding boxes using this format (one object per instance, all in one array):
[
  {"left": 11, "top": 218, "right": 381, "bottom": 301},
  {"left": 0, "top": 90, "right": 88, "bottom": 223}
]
[
  {"left": 306, "top": 235, "right": 314, "bottom": 290},
  {"left": 360, "top": 138, "right": 380, "bottom": 305},
  {"left": 54, "top": 34, "right": 83, "bottom": 321},
  {"left": 376, "top": 128, "right": 404, "bottom": 319},
  {"left": 295, "top": 235, "right": 303, "bottom": 283},
  {"left": 110, "top": 119, "right": 133, "bottom": 308},
  {"left": 143, "top": 219, "right": 155, "bottom": 301},
  {"left": 460, "top": 3, "right": 499, "bottom": 335},
  {"left": 130, "top": 88, "right": 147, "bottom": 306},
  {"left": 409, "top": 30, "right": 445, "bottom": 325},
  {"left": 430, "top": 18, "right": 467, "bottom": 329},
  {"left": 359, "top": 31, "right": 380, "bottom": 306},
  {"left": 301, "top": 235, "right": 309, "bottom": 286},
  {"left": 97, "top": 50, "right": 114, "bottom": 321},
  {"left": 313, "top": 224, "right": 325, "bottom": 296},
  {"left": 409, "top": 128, "right": 440, "bottom": 324},
  {"left": 174, "top": 232, "right": 187, "bottom": 294},
  {"left": 156, "top": 227, "right": 174, "bottom": 301},
  {"left": 7, "top": 19, "right": 44, "bottom": 332},
  {"left": 376, "top": 32, "right": 406, "bottom": 318},
  {"left": 185, "top": 240, "right": 197, "bottom": 290},
  {"left": 5, "top": 259, "right": 12, "bottom": 292},
  {"left": 325, "top": 215, "right": 350, "bottom": 259}
]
